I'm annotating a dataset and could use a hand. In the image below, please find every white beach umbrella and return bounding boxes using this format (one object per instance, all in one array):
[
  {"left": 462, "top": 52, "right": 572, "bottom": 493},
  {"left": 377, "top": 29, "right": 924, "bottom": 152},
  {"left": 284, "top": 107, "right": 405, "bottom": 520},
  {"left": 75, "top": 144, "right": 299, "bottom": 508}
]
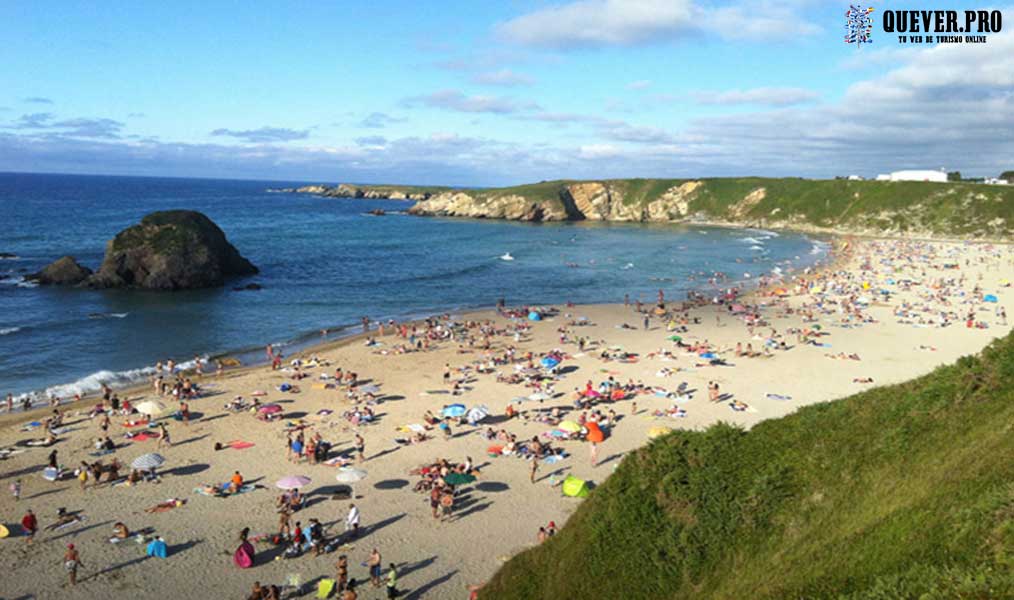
[
  {"left": 131, "top": 453, "right": 166, "bottom": 470},
  {"left": 335, "top": 467, "right": 367, "bottom": 483},
  {"left": 135, "top": 400, "right": 167, "bottom": 417}
]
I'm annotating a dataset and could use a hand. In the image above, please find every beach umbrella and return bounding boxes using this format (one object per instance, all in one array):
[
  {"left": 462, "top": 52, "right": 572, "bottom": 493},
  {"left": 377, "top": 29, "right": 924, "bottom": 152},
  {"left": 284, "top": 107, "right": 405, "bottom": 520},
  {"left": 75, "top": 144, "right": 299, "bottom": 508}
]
[
  {"left": 334, "top": 468, "right": 367, "bottom": 483},
  {"left": 258, "top": 403, "right": 283, "bottom": 414},
  {"left": 648, "top": 426, "right": 672, "bottom": 439},
  {"left": 335, "top": 467, "right": 367, "bottom": 496},
  {"left": 131, "top": 453, "right": 166, "bottom": 470},
  {"left": 984, "top": 294, "right": 999, "bottom": 303},
  {"left": 444, "top": 472, "right": 476, "bottom": 486},
  {"left": 558, "top": 420, "right": 581, "bottom": 434},
  {"left": 667, "top": 335, "right": 682, "bottom": 342},
  {"left": 528, "top": 312, "right": 542, "bottom": 321},
  {"left": 527, "top": 392, "right": 549, "bottom": 402},
  {"left": 466, "top": 405, "right": 489, "bottom": 424},
  {"left": 276, "top": 475, "right": 311, "bottom": 490},
  {"left": 441, "top": 403, "right": 467, "bottom": 418},
  {"left": 585, "top": 422, "right": 605, "bottom": 443},
  {"left": 540, "top": 357, "right": 560, "bottom": 368},
  {"left": 135, "top": 400, "right": 167, "bottom": 417},
  {"left": 731, "top": 304, "right": 746, "bottom": 313},
  {"left": 359, "top": 384, "right": 381, "bottom": 395}
]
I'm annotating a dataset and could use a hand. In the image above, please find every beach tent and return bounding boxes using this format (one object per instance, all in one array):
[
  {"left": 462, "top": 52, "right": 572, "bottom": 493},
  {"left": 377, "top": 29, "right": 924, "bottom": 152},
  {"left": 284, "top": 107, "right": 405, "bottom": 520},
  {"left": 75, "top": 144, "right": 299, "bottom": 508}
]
[
  {"left": 562, "top": 475, "right": 589, "bottom": 498},
  {"left": 466, "top": 405, "right": 489, "bottom": 425},
  {"left": 540, "top": 357, "right": 560, "bottom": 369},
  {"left": 146, "top": 537, "right": 168, "bottom": 558},
  {"left": 528, "top": 312, "right": 542, "bottom": 321}
]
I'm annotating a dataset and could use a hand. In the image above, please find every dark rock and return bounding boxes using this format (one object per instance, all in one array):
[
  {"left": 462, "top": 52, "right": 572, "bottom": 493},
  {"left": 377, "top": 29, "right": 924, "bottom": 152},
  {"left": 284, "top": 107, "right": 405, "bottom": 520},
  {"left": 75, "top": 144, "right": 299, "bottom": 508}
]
[
  {"left": 232, "top": 283, "right": 263, "bottom": 291},
  {"left": 28, "top": 256, "right": 93, "bottom": 285},
  {"left": 87, "top": 210, "right": 258, "bottom": 290},
  {"left": 0, "top": 252, "right": 18, "bottom": 259}
]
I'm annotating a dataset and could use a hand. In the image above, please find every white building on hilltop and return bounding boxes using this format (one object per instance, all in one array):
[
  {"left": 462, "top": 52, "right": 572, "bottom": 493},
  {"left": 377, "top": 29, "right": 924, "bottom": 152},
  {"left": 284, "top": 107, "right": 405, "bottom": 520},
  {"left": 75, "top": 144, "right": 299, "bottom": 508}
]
[{"left": 875, "top": 170, "right": 948, "bottom": 183}]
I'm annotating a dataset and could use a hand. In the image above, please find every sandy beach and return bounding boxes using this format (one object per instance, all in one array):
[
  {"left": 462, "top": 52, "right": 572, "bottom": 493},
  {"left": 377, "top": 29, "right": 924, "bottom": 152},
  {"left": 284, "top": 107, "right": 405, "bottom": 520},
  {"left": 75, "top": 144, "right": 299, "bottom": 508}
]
[{"left": 1, "top": 237, "right": 1012, "bottom": 600}]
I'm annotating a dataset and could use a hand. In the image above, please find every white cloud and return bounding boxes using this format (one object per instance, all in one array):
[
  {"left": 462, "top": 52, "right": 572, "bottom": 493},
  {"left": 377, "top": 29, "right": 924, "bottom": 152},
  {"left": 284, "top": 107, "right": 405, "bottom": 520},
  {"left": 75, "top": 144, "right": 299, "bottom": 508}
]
[
  {"left": 693, "top": 87, "right": 820, "bottom": 106},
  {"left": 498, "top": 0, "right": 697, "bottom": 48},
  {"left": 579, "top": 143, "right": 622, "bottom": 159},
  {"left": 470, "top": 69, "right": 535, "bottom": 86},
  {"left": 402, "top": 89, "right": 539, "bottom": 114},
  {"left": 497, "top": 0, "right": 819, "bottom": 48},
  {"left": 627, "top": 80, "right": 653, "bottom": 90}
]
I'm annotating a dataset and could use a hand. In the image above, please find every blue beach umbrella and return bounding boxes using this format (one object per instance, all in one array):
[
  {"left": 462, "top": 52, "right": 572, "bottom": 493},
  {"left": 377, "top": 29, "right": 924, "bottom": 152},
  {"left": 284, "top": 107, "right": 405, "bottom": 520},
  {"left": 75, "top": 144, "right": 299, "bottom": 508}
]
[
  {"left": 528, "top": 312, "right": 542, "bottom": 321},
  {"left": 984, "top": 294, "right": 998, "bottom": 303},
  {"left": 442, "top": 403, "right": 467, "bottom": 418},
  {"left": 540, "top": 357, "right": 560, "bottom": 368}
]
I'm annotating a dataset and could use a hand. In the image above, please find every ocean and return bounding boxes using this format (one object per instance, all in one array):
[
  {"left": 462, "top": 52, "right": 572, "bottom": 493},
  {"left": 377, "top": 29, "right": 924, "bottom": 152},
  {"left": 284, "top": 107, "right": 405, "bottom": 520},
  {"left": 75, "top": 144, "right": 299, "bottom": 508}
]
[{"left": 0, "top": 172, "right": 828, "bottom": 400}]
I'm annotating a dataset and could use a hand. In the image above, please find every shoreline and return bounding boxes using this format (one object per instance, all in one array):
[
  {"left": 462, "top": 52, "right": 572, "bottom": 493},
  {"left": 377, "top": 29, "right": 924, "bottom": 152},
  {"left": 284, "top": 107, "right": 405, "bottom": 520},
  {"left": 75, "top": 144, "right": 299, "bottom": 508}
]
[
  {"left": 4, "top": 225, "right": 835, "bottom": 420},
  {"left": 0, "top": 236, "right": 1010, "bottom": 599}
]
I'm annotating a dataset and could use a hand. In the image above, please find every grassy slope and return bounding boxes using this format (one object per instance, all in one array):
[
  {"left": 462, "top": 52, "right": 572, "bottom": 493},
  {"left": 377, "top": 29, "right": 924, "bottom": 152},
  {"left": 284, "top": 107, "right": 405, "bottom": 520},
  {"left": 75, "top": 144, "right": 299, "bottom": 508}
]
[{"left": 481, "top": 332, "right": 1014, "bottom": 600}]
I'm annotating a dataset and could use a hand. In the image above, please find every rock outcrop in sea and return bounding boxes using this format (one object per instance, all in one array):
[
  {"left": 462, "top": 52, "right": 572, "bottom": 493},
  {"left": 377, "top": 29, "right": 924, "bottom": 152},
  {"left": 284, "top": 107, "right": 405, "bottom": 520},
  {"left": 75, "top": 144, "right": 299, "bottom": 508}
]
[
  {"left": 86, "top": 210, "right": 258, "bottom": 290},
  {"left": 28, "top": 256, "right": 93, "bottom": 285}
]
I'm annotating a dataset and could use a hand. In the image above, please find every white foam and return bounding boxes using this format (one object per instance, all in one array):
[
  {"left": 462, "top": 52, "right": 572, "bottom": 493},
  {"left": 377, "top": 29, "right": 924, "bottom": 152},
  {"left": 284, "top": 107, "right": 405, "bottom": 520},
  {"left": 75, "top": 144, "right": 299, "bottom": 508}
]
[
  {"left": 40, "top": 366, "right": 156, "bottom": 401},
  {"left": 0, "top": 326, "right": 21, "bottom": 335}
]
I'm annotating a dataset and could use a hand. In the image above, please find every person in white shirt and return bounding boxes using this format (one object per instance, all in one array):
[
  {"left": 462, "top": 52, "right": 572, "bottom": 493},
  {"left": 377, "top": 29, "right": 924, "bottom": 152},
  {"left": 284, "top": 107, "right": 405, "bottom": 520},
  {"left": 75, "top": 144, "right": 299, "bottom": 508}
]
[{"left": 345, "top": 503, "right": 360, "bottom": 538}]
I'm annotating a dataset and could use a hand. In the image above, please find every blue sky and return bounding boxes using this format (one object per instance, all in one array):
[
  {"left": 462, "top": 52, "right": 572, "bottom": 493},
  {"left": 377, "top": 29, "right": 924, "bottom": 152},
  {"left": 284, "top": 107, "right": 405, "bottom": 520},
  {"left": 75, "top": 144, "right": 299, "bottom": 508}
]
[{"left": 1, "top": 1, "right": 1011, "bottom": 185}]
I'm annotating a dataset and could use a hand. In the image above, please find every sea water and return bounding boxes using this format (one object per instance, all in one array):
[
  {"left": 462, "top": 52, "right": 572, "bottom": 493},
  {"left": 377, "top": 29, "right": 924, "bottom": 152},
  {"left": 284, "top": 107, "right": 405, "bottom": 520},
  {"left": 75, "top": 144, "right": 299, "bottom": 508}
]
[{"left": 0, "top": 173, "right": 827, "bottom": 399}]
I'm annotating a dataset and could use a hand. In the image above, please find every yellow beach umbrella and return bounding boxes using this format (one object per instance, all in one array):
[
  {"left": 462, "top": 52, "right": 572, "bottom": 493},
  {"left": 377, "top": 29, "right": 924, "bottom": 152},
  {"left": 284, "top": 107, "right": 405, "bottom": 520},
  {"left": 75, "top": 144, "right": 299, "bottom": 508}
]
[{"left": 558, "top": 420, "right": 582, "bottom": 433}]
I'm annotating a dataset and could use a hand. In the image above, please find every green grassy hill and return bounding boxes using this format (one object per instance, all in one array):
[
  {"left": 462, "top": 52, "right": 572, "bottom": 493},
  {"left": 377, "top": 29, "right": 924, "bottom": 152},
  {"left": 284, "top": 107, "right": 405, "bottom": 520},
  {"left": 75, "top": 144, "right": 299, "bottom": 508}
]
[
  {"left": 403, "top": 177, "right": 1014, "bottom": 238},
  {"left": 481, "top": 331, "right": 1014, "bottom": 600}
]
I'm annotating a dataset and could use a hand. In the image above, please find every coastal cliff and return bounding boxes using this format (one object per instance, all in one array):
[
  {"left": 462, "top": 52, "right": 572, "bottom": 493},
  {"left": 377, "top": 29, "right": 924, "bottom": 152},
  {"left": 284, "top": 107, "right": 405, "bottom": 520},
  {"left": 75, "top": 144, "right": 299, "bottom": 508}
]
[{"left": 281, "top": 178, "right": 1014, "bottom": 239}]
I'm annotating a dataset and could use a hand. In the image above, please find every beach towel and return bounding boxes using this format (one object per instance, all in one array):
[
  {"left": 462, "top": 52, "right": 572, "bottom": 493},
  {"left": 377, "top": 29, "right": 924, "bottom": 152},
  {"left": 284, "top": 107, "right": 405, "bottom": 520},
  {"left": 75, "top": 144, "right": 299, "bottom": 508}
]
[
  {"left": 317, "top": 578, "right": 336, "bottom": 599},
  {"left": 228, "top": 441, "right": 255, "bottom": 450},
  {"left": 193, "top": 484, "right": 256, "bottom": 497},
  {"left": 766, "top": 394, "right": 792, "bottom": 401},
  {"left": 145, "top": 499, "right": 186, "bottom": 513},
  {"left": 127, "top": 432, "right": 159, "bottom": 441}
]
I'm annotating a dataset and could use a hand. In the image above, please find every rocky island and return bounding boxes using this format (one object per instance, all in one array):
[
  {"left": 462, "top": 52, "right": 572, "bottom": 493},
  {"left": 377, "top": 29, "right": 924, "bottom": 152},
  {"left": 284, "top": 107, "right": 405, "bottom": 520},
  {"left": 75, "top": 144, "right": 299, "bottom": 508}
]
[{"left": 30, "top": 210, "right": 258, "bottom": 290}]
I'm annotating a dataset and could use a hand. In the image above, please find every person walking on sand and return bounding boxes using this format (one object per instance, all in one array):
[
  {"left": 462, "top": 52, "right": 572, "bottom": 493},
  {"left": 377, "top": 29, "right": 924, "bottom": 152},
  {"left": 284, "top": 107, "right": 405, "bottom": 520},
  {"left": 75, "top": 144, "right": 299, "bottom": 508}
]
[
  {"left": 10, "top": 478, "right": 22, "bottom": 501},
  {"left": 368, "top": 548, "right": 382, "bottom": 588},
  {"left": 590, "top": 441, "right": 599, "bottom": 466},
  {"left": 21, "top": 509, "right": 37, "bottom": 544},
  {"left": 63, "top": 543, "right": 83, "bottom": 586},
  {"left": 345, "top": 503, "right": 360, "bottom": 539},
  {"left": 386, "top": 563, "right": 398, "bottom": 599},
  {"left": 530, "top": 456, "right": 538, "bottom": 484},
  {"left": 157, "top": 423, "right": 171, "bottom": 449},
  {"left": 355, "top": 434, "right": 365, "bottom": 464}
]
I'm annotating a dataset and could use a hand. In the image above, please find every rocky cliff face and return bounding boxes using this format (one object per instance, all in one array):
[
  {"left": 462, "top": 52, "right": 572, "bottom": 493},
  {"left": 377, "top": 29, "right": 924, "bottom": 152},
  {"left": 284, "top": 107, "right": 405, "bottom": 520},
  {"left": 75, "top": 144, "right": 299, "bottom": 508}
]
[
  {"left": 28, "top": 256, "right": 93, "bottom": 285},
  {"left": 87, "top": 210, "right": 258, "bottom": 290},
  {"left": 408, "top": 181, "right": 707, "bottom": 223}
]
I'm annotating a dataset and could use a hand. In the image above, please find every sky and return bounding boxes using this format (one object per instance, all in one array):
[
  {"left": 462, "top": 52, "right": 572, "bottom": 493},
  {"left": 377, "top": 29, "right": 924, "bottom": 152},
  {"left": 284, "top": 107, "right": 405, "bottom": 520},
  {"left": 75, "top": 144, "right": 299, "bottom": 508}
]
[{"left": 0, "top": 0, "right": 1011, "bottom": 185}]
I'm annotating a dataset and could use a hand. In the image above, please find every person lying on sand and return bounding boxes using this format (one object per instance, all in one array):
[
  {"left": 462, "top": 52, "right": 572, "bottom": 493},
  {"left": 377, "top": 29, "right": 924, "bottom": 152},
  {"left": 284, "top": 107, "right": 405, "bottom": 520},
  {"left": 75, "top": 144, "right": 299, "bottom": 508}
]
[{"left": 45, "top": 508, "right": 83, "bottom": 531}]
